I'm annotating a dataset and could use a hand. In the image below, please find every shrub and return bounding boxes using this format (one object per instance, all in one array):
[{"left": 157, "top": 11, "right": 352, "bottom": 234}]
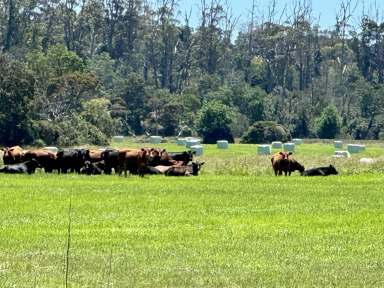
[
  {"left": 315, "top": 105, "right": 341, "bottom": 139},
  {"left": 195, "top": 101, "right": 235, "bottom": 144},
  {"left": 241, "top": 121, "right": 291, "bottom": 144}
]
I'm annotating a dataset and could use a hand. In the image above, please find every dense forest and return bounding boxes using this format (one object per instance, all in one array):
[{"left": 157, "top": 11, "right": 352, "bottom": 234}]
[{"left": 1, "top": 0, "right": 384, "bottom": 146}]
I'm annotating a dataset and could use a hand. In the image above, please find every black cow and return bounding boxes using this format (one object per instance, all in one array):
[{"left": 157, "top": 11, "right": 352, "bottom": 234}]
[
  {"left": 165, "top": 161, "right": 204, "bottom": 177},
  {"left": 168, "top": 150, "right": 196, "bottom": 165},
  {"left": 301, "top": 165, "right": 338, "bottom": 176},
  {"left": 81, "top": 160, "right": 105, "bottom": 175},
  {"left": 0, "top": 159, "right": 39, "bottom": 174},
  {"left": 101, "top": 149, "right": 119, "bottom": 174},
  {"left": 56, "top": 149, "right": 86, "bottom": 173}
]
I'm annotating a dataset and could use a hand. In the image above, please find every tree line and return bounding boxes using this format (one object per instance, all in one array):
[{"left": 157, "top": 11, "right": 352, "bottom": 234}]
[{"left": 0, "top": 0, "right": 383, "bottom": 146}]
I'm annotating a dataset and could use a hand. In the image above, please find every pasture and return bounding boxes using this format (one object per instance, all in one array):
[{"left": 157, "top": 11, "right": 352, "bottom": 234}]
[{"left": 1, "top": 140, "right": 384, "bottom": 287}]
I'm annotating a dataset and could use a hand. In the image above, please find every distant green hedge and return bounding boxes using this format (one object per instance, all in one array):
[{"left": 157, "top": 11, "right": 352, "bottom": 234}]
[{"left": 241, "top": 121, "right": 291, "bottom": 144}]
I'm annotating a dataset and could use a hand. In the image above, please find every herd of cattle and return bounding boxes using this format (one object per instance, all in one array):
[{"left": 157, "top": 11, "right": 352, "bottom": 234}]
[
  {"left": 0, "top": 146, "right": 338, "bottom": 177},
  {"left": 0, "top": 146, "right": 204, "bottom": 176}
]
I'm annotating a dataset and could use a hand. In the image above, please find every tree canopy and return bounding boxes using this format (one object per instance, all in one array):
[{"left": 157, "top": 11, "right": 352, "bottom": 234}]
[{"left": 0, "top": 0, "right": 383, "bottom": 145}]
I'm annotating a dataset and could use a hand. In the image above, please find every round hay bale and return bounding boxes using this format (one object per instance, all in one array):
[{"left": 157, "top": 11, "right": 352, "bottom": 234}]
[
  {"left": 186, "top": 138, "right": 201, "bottom": 148},
  {"left": 271, "top": 141, "right": 283, "bottom": 149},
  {"left": 217, "top": 140, "right": 229, "bottom": 149},
  {"left": 333, "top": 150, "right": 351, "bottom": 158},
  {"left": 112, "top": 136, "right": 124, "bottom": 143},
  {"left": 283, "top": 143, "right": 295, "bottom": 152},
  {"left": 257, "top": 145, "right": 271, "bottom": 155},
  {"left": 292, "top": 138, "right": 303, "bottom": 145},
  {"left": 334, "top": 141, "right": 343, "bottom": 149},
  {"left": 360, "top": 157, "right": 375, "bottom": 164},
  {"left": 191, "top": 145, "right": 203, "bottom": 156},
  {"left": 347, "top": 144, "right": 365, "bottom": 154},
  {"left": 177, "top": 138, "right": 187, "bottom": 146},
  {"left": 150, "top": 136, "right": 162, "bottom": 144}
]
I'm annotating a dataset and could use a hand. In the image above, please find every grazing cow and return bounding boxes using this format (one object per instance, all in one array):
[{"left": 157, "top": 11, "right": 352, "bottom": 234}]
[
  {"left": 284, "top": 158, "right": 305, "bottom": 176},
  {"left": 165, "top": 162, "right": 205, "bottom": 177},
  {"left": 271, "top": 152, "right": 292, "bottom": 176},
  {"left": 101, "top": 149, "right": 119, "bottom": 174},
  {"left": 23, "top": 149, "right": 57, "bottom": 173},
  {"left": 168, "top": 150, "right": 195, "bottom": 165},
  {"left": 81, "top": 160, "right": 105, "bottom": 175},
  {"left": 302, "top": 165, "right": 338, "bottom": 176},
  {"left": 118, "top": 148, "right": 150, "bottom": 177},
  {"left": 56, "top": 149, "right": 87, "bottom": 173},
  {"left": 0, "top": 159, "right": 39, "bottom": 174},
  {"left": 85, "top": 149, "right": 103, "bottom": 163},
  {"left": 1, "top": 146, "right": 24, "bottom": 164}
]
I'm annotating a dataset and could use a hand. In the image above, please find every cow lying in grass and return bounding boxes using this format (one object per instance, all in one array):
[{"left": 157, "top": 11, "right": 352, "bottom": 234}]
[
  {"left": 165, "top": 162, "right": 205, "bottom": 176},
  {"left": 144, "top": 161, "right": 205, "bottom": 176},
  {"left": 302, "top": 165, "right": 338, "bottom": 176},
  {"left": 0, "top": 159, "right": 39, "bottom": 174},
  {"left": 81, "top": 161, "right": 105, "bottom": 175}
]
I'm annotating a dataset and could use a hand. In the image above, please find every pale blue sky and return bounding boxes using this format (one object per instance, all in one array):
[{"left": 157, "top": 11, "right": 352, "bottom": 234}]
[{"left": 176, "top": 0, "right": 383, "bottom": 31}]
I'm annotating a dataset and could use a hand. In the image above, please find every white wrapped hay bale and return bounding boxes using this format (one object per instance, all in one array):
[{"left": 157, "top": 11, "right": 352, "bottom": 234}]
[
  {"left": 347, "top": 144, "right": 365, "bottom": 154},
  {"left": 43, "top": 146, "right": 59, "bottom": 153},
  {"left": 271, "top": 141, "right": 283, "bottom": 149},
  {"left": 334, "top": 141, "right": 343, "bottom": 149},
  {"left": 333, "top": 151, "right": 351, "bottom": 158},
  {"left": 217, "top": 140, "right": 229, "bottom": 149},
  {"left": 191, "top": 145, "right": 203, "bottom": 156},
  {"left": 150, "top": 136, "right": 162, "bottom": 144},
  {"left": 257, "top": 145, "right": 271, "bottom": 155},
  {"left": 177, "top": 138, "right": 187, "bottom": 146},
  {"left": 112, "top": 135, "right": 124, "bottom": 142},
  {"left": 360, "top": 157, "right": 375, "bottom": 164},
  {"left": 283, "top": 143, "right": 295, "bottom": 152},
  {"left": 292, "top": 138, "right": 303, "bottom": 145},
  {"left": 186, "top": 138, "right": 201, "bottom": 148}
]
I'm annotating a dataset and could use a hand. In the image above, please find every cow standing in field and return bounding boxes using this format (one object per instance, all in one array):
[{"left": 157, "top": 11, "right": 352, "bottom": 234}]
[
  {"left": 23, "top": 149, "right": 57, "bottom": 173},
  {"left": 285, "top": 158, "right": 305, "bottom": 176},
  {"left": 101, "top": 149, "right": 119, "bottom": 174},
  {"left": 85, "top": 149, "right": 103, "bottom": 163},
  {"left": 271, "top": 152, "right": 291, "bottom": 176},
  {"left": 1, "top": 146, "right": 25, "bottom": 164},
  {"left": 118, "top": 148, "right": 151, "bottom": 177},
  {"left": 0, "top": 159, "right": 39, "bottom": 174},
  {"left": 56, "top": 149, "right": 87, "bottom": 173},
  {"left": 302, "top": 165, "right": 338, "bottom": 176}
]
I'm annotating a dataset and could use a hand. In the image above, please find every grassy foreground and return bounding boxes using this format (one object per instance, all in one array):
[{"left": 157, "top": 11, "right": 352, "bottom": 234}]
[{"left": 1, "top": 173, "right": 384, "bottom": 287}]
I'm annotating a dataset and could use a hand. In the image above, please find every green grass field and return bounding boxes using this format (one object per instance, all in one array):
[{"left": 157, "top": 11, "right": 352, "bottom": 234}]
[{"left": 1, "top": 141, "right": 384, "bottom": 287}]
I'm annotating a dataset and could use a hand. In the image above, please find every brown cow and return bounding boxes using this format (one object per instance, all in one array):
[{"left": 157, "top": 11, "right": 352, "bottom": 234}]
[
  {"left": 118, "top": 148, "right": 150, "bottom": 177},
  {"left": 85, "top": 149, "right": 103, "bottom": 163},
  {"left": 165, "top": 162, "right": 205, "bottom": 176},
  {"left": 285, "top": 158, "right": 305, "bottom": 176},
  {"left": 23, "top": 149, "right": 57, "bottom": 173},
  {"left": 2, "top": 146, "right": 24, "bottom": 164},
  {"left": 271, "top": 152, "right": 292, "bottom": 176}
]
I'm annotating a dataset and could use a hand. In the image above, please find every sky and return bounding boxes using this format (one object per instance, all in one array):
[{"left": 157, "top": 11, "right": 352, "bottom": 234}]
[{"left": 176, "top": 0, "right": 383, "bottom": 31}]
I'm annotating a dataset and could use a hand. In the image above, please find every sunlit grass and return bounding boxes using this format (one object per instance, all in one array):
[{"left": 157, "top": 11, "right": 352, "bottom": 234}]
[{"left": 1, "top": 174, "right": 384, "bottom": 286}]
